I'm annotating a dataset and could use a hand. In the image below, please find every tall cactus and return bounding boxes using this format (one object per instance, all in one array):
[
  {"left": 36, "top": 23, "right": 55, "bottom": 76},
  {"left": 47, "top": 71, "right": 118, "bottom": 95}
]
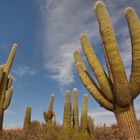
[
  {"left": 72, "top": 88, "right": 79, "bottom": 128},
  {"left": 43, "top": 95, "right": 54, "bottom": 124},
  {"left": 23, "top": 106, "right": 32, "bottom": 129},
  {"left": 63, "top": 90, "right": 71, "bottom": 128},
  {"left": 87, "top": 116, "right": 94, "bottom": 137},
  {"left": 0, "top": 44, "right": 17, "bottom": 133},
  {"left": 80, "top": 94, "right": 88, "bottom": 131},
  {"left": 74, "top": 1, "right": 140, "bottom": 139}
]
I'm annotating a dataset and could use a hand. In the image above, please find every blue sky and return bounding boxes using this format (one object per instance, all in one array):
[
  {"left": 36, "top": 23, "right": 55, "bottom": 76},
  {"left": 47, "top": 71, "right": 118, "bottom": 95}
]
[{"left": 0, "top": 0, "right": 140, "bottom": 128}]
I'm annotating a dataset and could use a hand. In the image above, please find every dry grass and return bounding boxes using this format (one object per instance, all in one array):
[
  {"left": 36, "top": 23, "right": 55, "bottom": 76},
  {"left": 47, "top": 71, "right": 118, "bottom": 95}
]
[{"left": 1, "top": 121, "right": 140, "bottom": 140}]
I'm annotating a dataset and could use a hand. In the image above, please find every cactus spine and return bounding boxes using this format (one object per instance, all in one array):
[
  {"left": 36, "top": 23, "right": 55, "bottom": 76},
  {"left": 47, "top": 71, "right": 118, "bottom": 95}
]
[
  {"left": 23, "top": 106, "right": 31, "bottom": 129},
  {"left": 80, "top": 94, "right": 88, "bottom": 131},
  {"left": 74, "top": 1, "right": 140, "bottom": 139},
  {"left": 43, "top": 95, "right": 54, "bottom": 124},
  {"left": 72, "top": 88, "right": 79, "bottom": 128},
  {"left": 63, "top": 90, "right": 71, "bottom": 128},
  {"left": 0, "top": 44, "right": 17, "bottom": 133}
]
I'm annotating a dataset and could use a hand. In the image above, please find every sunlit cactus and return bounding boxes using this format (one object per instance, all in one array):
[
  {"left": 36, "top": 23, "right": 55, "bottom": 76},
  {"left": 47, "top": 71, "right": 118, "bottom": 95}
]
[
  {"left": 72, "top": 88, "right": 79, "bottom": 128},
  {"left": 0, "top": 44, "right": 17, "bottom": 133},
  {"left": 74, "top": 1, "right": 140, "bottom": 139},
  {"left": 80, "top": 94, "right": 88, "bottom": 131},
  {"left": 23, "top": 106, "right": 32, "bottom": 129},
  {"left": 43, "top": 95, "right": 54, "bottom": 124},
  {"left": 63, "top": 90, "right": 71, "bottom": 128}
]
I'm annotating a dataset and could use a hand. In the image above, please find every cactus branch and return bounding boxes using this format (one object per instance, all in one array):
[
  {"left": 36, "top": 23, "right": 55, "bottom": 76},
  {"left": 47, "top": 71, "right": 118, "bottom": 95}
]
[
  {"left": 74, "top": 51, "right": 114, "bottom": 111},
  {"left": 125, "top": 7, "right": 140, "bottom": 98},
  {"left": 94, "top": 1, "right": 131, "bottom": 107},
  {"left": 80, "top": 33, "right": 113, "bottom": 102},
  {"left": 3, "top": 44, "right": 17, "bottom": 75},
  {"left": 3, "top": 87, "right": 13, "bottom": 110}
]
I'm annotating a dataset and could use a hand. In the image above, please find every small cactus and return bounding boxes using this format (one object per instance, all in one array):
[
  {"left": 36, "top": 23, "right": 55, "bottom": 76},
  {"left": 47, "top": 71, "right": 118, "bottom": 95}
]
[
  {"left": 87, "top": 116, "right": 94, "bottom": 137},
  {"left": 43, "top": 95, "right": 54, "bottom": 124},
  {"left": 63, "top": 90, "right": 71, "bottom": 128},
  {"left": 72, "top": 88, "right": 79, "bottom": 129},
  {"left": 80, "top": 94, "right": 88, "bottom": 131},
  {"left": 23, "top": 106, "right": 32, "bottom": 129}
]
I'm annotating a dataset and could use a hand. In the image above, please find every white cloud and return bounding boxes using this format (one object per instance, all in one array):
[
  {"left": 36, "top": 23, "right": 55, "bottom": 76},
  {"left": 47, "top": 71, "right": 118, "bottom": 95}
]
[
  {"left": 12, "top": 65, "right": 36, "bottom": 77},
  {"left": 39, "top": 0, "right": 140, "bottom": 87},
  {"left": 89, "top": 108, "right": 115, "bottom": 126},
  {"left": 45, "top": 43, "right": 80, "bottom": 85},
  {"left": 39, "top": 0, "right": 99, "bottom": 86}
]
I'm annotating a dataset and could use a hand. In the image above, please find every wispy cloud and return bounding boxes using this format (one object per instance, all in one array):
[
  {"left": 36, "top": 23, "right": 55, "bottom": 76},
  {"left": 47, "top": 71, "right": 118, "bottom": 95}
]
[
  {"left": 12, "top": 65, "right": 36, "bottom": 77},
  {"left": 39, "top": 0, "right": 99, "bottom": 86},
  {"left": 38, "top": 0, "right": 136, "bottom": 86},
  {"left": 5, "top": 110, "right": 17, "bottom": 116}
]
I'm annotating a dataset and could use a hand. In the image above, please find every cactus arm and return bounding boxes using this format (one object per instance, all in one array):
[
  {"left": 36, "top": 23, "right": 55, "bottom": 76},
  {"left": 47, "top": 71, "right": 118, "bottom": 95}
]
[
  {"left": 74, "top": 51, "right": 114, "bottom": 111},
  {"left": 125, "top": 7, "right": 140, "bottom": 98},
  {"left": 0, "top": 73, "right": 8, "bottom": 100},
  {"left": 104, "top": 49, "right": 114, "bottom": 84},
  {"left": 80, "top": 34, "right": 113, "bottom": 102},
  {"left": 0, "top": 67, "right": 3, "bottom": 83},
  {"left": 3, "top": 87, "right": 13, "bottom": 110},
  {"left": 48, "top": 95, "right": 54, "bottom": 112},
  {"left": 3, "top": 44, "right": 17, "bottom": 75},
  {"left": 43, "top": 111, "right": 48, "bottom": 122},
  {"left": 53, "top": 113, "right": 56, "bottom": 125},
  {"left": 74, "top": 50, "right": 87, "bottom": 71},
  {"left": 6, "top": 76, "right": 13, "bottom": 90},
  {"left": 94, "top": 1, "right": 131, "bottom": 107}
]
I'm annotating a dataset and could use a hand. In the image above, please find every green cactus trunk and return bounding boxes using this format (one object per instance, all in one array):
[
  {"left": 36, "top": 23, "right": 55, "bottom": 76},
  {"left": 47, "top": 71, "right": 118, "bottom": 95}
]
[
  {"left": 0, "top": 44, "right": 16, "bottom": 133},
  {"left": 87, "top": 116, "right": 94, "bottom": 138},
  {"left": 115, "top": 104, "right": 140, "bottom": 140},
  {"left": 81, "top": 94, "right": 88, "bottom": 131},
  {"left": 74, "top": 1, "right": 140, "bottom": 139},
  {"left": 63, "top": 90, "right": 71, "bottom": 128},
  {"left": 23, "top": 106, "right": 31, "bottom": 129},
  {"left": 73, "top": 88, "right": 79, "bottom": 129},
  {"left": 0, "top": 108, "right": 4, "bottom": 134}
]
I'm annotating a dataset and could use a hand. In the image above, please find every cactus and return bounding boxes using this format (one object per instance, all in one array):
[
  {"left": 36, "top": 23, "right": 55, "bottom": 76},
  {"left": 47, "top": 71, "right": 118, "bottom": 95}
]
[
  {"left": 53, "top": 113, "right": 56, "bottom": 126},
  {"left": 80, "top": 94, "right": 88, "bottom": 131},
  {"left": 87, "top": 116, "right": 94, "bottom": 137},
  {"left": 72, "top": 88, "right": 79, "bottom": 129},
  {"left": 43, "top": 95, "right": 54, "bottom": 124},
  {"left": 74, "top": 1, "right": 140, "bottom": 139},
  {"left": 63, "top": 90, "right": 71, "bottom": 128},
  {"left": 23, "top": 106, "right": 32, "bottom": 129},
  {"left": 0, "top": 44, "right": 17, "bottom": 133}
]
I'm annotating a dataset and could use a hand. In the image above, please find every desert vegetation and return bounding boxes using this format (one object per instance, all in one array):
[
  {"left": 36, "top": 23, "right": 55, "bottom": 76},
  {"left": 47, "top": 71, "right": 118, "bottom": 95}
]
[{"left": 0, "top": 0, "right": 140, "bottom": 140}]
